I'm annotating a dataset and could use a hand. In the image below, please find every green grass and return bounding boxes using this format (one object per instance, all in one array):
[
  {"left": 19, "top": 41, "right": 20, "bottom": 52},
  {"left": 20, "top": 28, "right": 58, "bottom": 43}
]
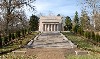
[
  {"left": 0, "top": 32, "right": 38, "bottom": 58},
  {"left": 62, "top": 32, "right": 100, "bottom": 59},
  {"left": 62, "top": 32, "right": 100, "bottom": 53},
  {"left": 66, "top": 52, "right": 100, "bottom": 59},
  {"left": 0, "top": 53, "right": 36, "bottom": 59},
  {"left": 0, "top": 32, "right": 39, "bottom": 54}
]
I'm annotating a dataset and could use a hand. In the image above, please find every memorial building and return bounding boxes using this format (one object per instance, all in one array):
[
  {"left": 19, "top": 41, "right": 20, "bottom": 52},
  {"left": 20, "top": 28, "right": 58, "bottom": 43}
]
[{"left": 39, "top": 16, "right": 63, "bottom": 32}]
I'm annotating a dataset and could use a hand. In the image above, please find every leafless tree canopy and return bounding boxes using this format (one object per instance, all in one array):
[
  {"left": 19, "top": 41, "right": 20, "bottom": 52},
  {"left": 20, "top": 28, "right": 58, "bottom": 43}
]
[
  {"left": 81, "top": 0, "right": 100, "bottom": 15},
  {"left": 80, "top": 0, "right": 100, "bottom": 31},
  {"left": 0, "top": 0, "right": 35, "bottom": 34}
]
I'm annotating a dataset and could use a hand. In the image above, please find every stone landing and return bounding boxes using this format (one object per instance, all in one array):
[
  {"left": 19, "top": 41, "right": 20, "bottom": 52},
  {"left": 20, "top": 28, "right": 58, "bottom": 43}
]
[{"left": 31, "top": 32, "right": 76, "bottom": 48}]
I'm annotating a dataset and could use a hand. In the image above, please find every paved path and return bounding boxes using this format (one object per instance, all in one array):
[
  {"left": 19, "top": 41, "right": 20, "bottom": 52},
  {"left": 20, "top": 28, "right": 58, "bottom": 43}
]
[
  {"left": 27, "top": 32, "right": 76, "bottom": 59},
  {"left": 14, "top": 32, "right": 76, "bottom": 59},
  {"left": 32, "top": 32, "right": 75, "bottom": 48}
]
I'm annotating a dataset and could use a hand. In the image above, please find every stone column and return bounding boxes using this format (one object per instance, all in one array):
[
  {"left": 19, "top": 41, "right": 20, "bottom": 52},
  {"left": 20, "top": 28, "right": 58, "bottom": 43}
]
[
  {"left": 47, "top": 24, "right": 48, "bottom": 31},
  {"left": 55, "top": 24, "right": 57, "bottom": 31},
  {"left": 46, "top": 24, "right": 47, "bottom": 31},
  {"left": 57, "top": 24, "right": 59, "bottom": 31},
  {"left": 52, "top": 24, "right": 54, "bottom": 31},
  {"left": 45, "top": 24, "right": 46, "bottom": 31},
  {"left": 51, "top": 24, "right": 52, "bottom": 31},
  {"left": 49, "top": 24, "right": 51, "bottom": 31},
  {"left": 44, "top": 24, "right": 45, "bottom": 31},
  {"left": 54, "top": 24, "right": 55, "bottom": 31},
  {"left": 50, "top": 24, "right": 51, "bottom": 31},
  {"left": 48, "top": 24, "right": 50, "bottom": 31},
  {"left": 52, "top": 24, "right": 53, "bottom": 31},
  {"left": 43, "top": 24, "right": 45, "bottom": 31}
]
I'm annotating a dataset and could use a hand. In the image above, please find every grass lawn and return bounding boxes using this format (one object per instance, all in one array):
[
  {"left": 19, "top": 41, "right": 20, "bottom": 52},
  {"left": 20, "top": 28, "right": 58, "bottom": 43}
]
[
  {"left": 62, "top": 32, "right": 100, "bottom": 59},
  {"left": 0, "top": 52, "right": 36, "bottom": 59},
  {"left": 66, "top": 52, "right": 100, "bottom": 59},
  {"left": 0, "top": 32, "right": 39, "bottom": 54}
]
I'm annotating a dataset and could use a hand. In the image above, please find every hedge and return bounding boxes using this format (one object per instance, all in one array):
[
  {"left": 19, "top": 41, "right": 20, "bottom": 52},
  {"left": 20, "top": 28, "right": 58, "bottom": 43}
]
[
  {"left": 4, "top": 36, "right": 8, "bottom": 45},
  {"left": 73, "top": 26, "right": 100, "bottom": 44},
  {"left": 91, "top": 31, "right": 95, "bottom": 40},
  {"left": 8, "top": 33, "right": 12, "bottom": 41},
  {"left": 11, "top": 33, "right": 15, "bottom": 40},
  {"left": 0, "top": 35, "right": 2, "bottom": 47},
  {"left": 95, "top": 33, "right": 100, "bottom": 42},
  {"left": 15, "top": 31, "right": 21, "bottom": 38}
]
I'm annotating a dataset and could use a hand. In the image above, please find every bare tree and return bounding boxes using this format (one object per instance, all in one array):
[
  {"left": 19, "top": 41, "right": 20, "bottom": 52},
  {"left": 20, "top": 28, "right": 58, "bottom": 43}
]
[
  {"left": 80, "top": 0, "right": 100, "bottom": 15},
  {"left": 8, "top": 10, "right": 28, "bottom": 32},
  {"left": 0, "top": 0, "right": 35, "bottom": 35},
  {"left": 16, "top": 10, "right": 29, "bottom": 29},
  {"left": 0, "top": 18, "right": 6, "bottom": 35},
  {"left": 80, "top": 0, "right": 100, "bottom": 31}
]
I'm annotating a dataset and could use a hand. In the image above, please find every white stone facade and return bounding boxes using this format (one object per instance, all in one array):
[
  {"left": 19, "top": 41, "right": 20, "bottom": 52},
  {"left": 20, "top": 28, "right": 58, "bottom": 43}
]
[{"left": 39, "top": 16, "right": 63, "bottom": 32}]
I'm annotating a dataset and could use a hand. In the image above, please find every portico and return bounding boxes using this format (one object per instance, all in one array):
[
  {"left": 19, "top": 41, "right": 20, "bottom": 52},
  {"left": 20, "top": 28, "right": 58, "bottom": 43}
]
[
  {"left": 43, "top": 24, "right": 59, "bottom": 31},
  {"left": 39, "top": 16, "right": 63, "bottom": 32}
]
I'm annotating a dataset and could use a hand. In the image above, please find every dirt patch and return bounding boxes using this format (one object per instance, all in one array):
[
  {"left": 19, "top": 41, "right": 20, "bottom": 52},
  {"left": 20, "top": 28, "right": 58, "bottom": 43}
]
[{"left": 24, "top": 48, "right": 76, "bottom": 59}]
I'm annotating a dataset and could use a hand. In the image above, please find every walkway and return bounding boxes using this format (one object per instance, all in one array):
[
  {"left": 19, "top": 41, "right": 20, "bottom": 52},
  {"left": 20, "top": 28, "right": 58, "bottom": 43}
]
[
  {"left": 32, "top": 32, "right": 75, "bottom": 48},
  {"left": 28, "top": 32, "right": 76, "bottom": 59},
  {"left": 13, "top": 32, "right": 76, "bottom": 59}
]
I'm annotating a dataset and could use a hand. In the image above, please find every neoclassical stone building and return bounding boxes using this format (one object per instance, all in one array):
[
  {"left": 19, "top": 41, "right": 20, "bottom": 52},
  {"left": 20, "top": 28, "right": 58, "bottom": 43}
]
[{"left": 39, "top": 16, "right": 63, "bottom": 32}]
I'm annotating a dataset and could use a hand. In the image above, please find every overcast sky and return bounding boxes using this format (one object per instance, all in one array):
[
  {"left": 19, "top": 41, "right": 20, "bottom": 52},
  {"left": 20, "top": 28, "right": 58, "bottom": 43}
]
[{"left": 25, "top": 0, "right": 82, "bottom": 19}]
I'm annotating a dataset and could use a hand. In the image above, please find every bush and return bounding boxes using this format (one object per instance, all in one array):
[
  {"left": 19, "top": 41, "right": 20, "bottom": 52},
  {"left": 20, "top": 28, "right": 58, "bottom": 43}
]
[
  {"left": 18, "top": 31, "right": 21, "bottom": 37},
  {"left": 15, "top": 31, "right": 21, "bottom": 38},
  {"left": 8, "top": 33, "right": 12, "bottom": 41},
  {"left": 15, "top": 32, "right": 17, "bottom": 38},
  {"left": 84, "top": 31, "right": 88, "bottom": 38},
  {"left": 24, "top": 29, "right": 27, "bottom": 34},
  {"left": 0, "top": 35, "right": 2, "bottom": 47},
  {"left": 22, "top": 29, "right": 25, "bottom": 37},
  {"left": 28, "top": 28, "right": 31, "bottom": 34},
  {"left": 99, "top": 35, "right": 100, "bottom": 42},
  {"left": 78, "top": 27, "right": 84, "bottom": 35},
  {"left": 95, "top": 33, "right": 99, "bottom": 42},
  {"left": 77, "top": 27, "right": 81, "bottom": 34},
  {"left": 4, "top": 36, "right": 8, "bottom": 45},
  {"left": 73, "top": 24, "right": 79, "bottom": 34},
  {"left": 11, "top": 33, "right": 15, "bottom": 40},
  {"left": 81, "top": 30, "right": 84, "bottom": 36},
  {"left": 87, "top": 31, "right": 91, "bottom": 39},
  {"left": 91, "top": 31, "right": 95, "bottom": 40},
  {"left": 22, "top": 29, "right": 27, "bottom": 35}
]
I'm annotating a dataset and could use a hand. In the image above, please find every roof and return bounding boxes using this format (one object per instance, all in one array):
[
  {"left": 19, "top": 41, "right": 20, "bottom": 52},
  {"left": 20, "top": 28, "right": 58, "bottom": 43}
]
[{"left": 40, "top": 16, "right": 62, "bottom": 20}]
